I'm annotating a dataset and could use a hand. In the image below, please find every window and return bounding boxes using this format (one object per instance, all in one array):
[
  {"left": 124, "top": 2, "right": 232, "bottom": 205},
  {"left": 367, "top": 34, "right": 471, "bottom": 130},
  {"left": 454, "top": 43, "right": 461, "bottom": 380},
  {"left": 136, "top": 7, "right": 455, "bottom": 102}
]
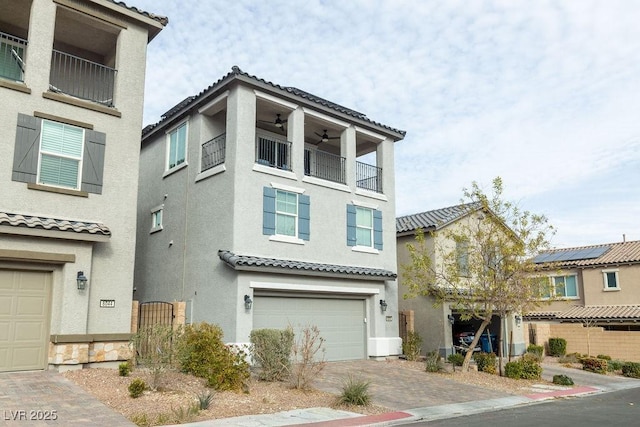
[
  {"left": 150, "top": 206, "right": 163, "bottom": 233},
  {"left": 263, "top": 187, "right": 310, "bottom": 241},
  {"left": 552, "top": 275, "right": 578, "bottom": 298},
  {"left": 38, "top": 120, "right": 84, "bottom": 189},
  {"left": 346, "top": 204, "right": 382, "bottom": 250},
  {"left": 167, "top": 122, "right": 187, "bottom": 170},
  {"left": 12, "top": 114, "right": 106, "bottom": 194},
  {"left": 456, "top": 239, "right": 470, "bottom": 276},
  {"left": 603, "top": 270, "right": 620, "bottom": 290},
  {"left": 0, "top": 35, "right": 26, "bottom": 82}
]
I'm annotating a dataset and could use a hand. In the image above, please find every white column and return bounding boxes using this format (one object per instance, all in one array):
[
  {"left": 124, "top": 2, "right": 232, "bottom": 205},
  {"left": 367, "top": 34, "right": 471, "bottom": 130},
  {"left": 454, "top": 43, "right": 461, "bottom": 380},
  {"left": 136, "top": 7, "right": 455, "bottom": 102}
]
[
  {"left": 288, "top": 108, "right": 305, "bottom": 178},
  {"left": 341, "top": 126, "right": 357, "bottom": 188}
]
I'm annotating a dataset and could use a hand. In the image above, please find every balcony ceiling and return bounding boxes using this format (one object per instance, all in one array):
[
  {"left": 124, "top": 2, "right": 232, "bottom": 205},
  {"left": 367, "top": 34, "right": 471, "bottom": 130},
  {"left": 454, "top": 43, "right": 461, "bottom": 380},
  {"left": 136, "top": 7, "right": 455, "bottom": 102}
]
[
  {"left": 55, "top": 7, "right": 118, "bottom": 57},
  {"left": 0, "top": 0, "right": 31, "bottom": 37}
]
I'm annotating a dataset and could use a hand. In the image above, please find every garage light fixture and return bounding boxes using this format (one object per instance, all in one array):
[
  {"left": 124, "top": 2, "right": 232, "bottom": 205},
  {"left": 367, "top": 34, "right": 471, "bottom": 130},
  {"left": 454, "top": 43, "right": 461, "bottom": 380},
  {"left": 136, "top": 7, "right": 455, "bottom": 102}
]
[
  {"left": 379, "top": 299, "right": 387, "bottom": 312},
  {"left": 515, "top": 315, "right": 522, "bottom": 326},
  {"left": 244, "top": 295, "right": 253, "bottom": 310},
  {"left": 77, "top": 271, "right": 88, "bottom": 290}
]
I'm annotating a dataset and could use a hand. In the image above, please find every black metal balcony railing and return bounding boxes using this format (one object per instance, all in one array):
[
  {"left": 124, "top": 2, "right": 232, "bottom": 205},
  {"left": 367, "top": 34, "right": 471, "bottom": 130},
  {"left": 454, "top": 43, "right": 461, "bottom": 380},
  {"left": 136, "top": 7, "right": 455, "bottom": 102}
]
[
  {"left": 0, "top": 31, "right": 27, "bottom": 82},
  {"left": 356, "top": 161, "right": 383, "bottom": 193},
  {"left": 49, "top": 49, "right": 116, "bottom": 106},
  {"left": 255, "top": 133, "right": 291, "bottom": 171},
  {"left": 201, "top": 133, "right": 226, "bottom": 172},
  {"left": 304, "top": 149, "right": 346, "bottom": 184}
]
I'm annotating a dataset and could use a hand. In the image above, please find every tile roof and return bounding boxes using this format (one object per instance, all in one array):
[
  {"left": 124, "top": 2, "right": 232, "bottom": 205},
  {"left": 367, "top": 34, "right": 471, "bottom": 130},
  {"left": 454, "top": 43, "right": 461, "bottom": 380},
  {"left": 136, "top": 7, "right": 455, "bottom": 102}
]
[
  {"left": 535, "top": 240, "right": 640, "bottom": 268},
  {"left": 108, "top": 1, "right": 169, "bottom": 26},
  {"left": 396, "top": 203, "right": 480, "bottom": 234},
  {"left": 218, "top": 250, "right": 396, "bottom": 280},
  {"left": 0, "top": 212, "right": 111, "bottom": 237},
  {"left": 525, "top": 305, "right": 640, "bottom": 321},
  {"left": 142, "top": 66, "right": 406, "bottom": 139}
]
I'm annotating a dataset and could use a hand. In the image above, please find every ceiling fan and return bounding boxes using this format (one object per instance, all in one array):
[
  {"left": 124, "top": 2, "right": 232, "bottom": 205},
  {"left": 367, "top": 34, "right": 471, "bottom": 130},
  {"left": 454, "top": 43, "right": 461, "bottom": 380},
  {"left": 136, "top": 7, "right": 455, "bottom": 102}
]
[
  {"left": 313, "top": 130, "right": 340, "bottom": 145},
  {"left": 257, "top": 113, "right": 287, "bottom": 130}
]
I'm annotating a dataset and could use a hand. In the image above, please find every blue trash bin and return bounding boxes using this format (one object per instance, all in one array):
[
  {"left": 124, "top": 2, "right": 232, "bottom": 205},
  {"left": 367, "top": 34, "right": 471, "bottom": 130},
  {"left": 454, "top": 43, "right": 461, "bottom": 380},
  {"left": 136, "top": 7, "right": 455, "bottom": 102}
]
[{"left": 479, "top": 334, "right": 497, "bottom": 353}]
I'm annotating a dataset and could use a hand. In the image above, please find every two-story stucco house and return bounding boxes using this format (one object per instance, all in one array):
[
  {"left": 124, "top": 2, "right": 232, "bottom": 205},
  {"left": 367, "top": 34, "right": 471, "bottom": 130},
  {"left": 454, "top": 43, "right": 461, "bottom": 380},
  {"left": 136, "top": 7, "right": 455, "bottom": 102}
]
[
  {"left": 396, "top": 203, "right": 526, "bottom": 358},
  {"left": 0, "top": 0, "right": 165, "bottom": 372},
  {"left": 526, "top": 240, "right": 640, "bottom": 361},
  {"left": 135, "top": 66, "right": 405, "bottom": 361}
]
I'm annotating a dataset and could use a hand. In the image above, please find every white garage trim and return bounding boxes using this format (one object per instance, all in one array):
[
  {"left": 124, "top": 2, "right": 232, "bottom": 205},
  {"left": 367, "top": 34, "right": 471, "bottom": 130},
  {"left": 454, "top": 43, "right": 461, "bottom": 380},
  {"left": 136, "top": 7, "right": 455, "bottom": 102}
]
[{"left": 250, "top": 281, "right": 379, "bottom": 295}]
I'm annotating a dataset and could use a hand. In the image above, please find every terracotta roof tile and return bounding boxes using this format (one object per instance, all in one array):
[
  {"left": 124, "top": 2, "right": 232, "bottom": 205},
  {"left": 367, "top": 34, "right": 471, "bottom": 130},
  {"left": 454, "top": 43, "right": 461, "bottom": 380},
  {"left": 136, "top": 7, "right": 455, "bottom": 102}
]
[
  {"left": 558, "top": 305, "right": 640, "bottom": 320},
  {"left": 396, "top": 203, "right": 480, "bottom": 234},
  {"left": 0, "top": 212, "right": 111, "bottom": 236},
  {"left": 108, "top": 1, "right": 168, "bottom": 26},
  {"left": 536, "top": 240, "right": 640, "bottom": 268}
]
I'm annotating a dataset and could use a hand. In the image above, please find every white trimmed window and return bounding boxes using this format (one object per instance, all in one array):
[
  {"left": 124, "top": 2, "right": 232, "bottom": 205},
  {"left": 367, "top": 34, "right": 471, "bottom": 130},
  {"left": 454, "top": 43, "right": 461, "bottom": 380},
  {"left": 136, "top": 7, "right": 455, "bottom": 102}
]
[
  {"left": 603, "top": 270, "right": 620, "bottom": 291},
  {"left": 38, "top": 120, "right": 84, "bottom": 189},
  {"left": 275, "top": 190, "right": 298, "bottom": 236},
  {"left": 356, "top": 206, "right": 373, "bottom": 247},
  {"left": 150, "top": 205, "right": 163, "bottom": 233},
  {"left": 167, "top": 122, "right": 187, "bottom": 171}
]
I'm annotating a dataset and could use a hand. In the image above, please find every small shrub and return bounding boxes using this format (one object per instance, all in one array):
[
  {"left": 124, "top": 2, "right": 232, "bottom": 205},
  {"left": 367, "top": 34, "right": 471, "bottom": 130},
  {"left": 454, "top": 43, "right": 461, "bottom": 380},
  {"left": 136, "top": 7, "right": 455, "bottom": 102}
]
[
  {"left": 558, "top": 352, "right": 582, "bottom": 364},
  {"left": 553, "top": 374, "right": 574, "bottom": 386},
  {"left": 596, "top": 354, "right": 611, "bottom": 360},
  {"left": 548, "top": 337, "right": 567, "bottom": 357},
  {"left": 130, "top": 413, "right": 150, "bottom": 427},
  {"left": 250, "top": 328, "right": 294, "bottom": 381},
  {"left": 171, "top": 404, "right": 199, "bottom": 423},
  {"left": 337, "top": 375, "right": 371, "bottom": 406},
  {"left": 622, "top": 362, "right": 640, "bottom": 379},
  {"left": 130, "top": 324, "right": 179, "bottom": 390},
  {"left": 504, "top": 361, "right": 523, "bottom": 379},
  {"left": 582, "top": 357, "right": 608, "bottom": 374},
  {"left": 197, "top": 391, "right": 214, "bottom": 410},
  {"left": 520, "top": 353, "right": 542, "bottom": 379},
  {"left": 447, "top": 353, "right": 465, "bottom": 367},
  {"left": 526, "top": 344, "right": 544, "bottom": 361},
  {"left": 608, "top": 360, "right": 624, "bottom": 372},
  {"left": 119, "top": 361, "right": 132, "bottom": 377},
  {"left": 403, "top": 331, "right": 423, "bottom": 361},
  {"left": 424, "top": 350, "right": 443, "bottom": 372},
  {"left": 289, "top": 325, "right": 327, "bottom": 390},
  {"left": 128, "top": 378, "right": 147, "bottom": 398},
  {"left": 473, "top": 352, "right": 497, "bottom": 374},
  {"left": 175, "top": 322, "right": 250, "bottom": 391}
]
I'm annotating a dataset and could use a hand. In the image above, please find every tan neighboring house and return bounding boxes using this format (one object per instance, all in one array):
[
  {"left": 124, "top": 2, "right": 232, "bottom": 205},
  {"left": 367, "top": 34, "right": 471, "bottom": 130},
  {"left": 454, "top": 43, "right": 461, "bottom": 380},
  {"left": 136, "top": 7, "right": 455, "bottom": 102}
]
[
  {"left": 0, "top": 0, "right": 166, "bottom": 372},
  {"left": 396, "top": 203, "right": 526, "bottom": 358},
  {"left": 526, "top": 240, "right": 640, "bottom": 361}
]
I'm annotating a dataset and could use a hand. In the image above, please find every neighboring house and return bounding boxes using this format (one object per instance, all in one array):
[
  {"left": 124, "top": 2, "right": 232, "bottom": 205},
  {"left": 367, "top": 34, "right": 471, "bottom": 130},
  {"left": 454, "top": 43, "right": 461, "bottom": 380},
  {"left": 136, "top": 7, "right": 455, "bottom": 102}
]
[
  {"left": 0, "top": 0, "right": 166, "bottom": 372},
  {"left": 525, "top": 240, "right": 640, "bottom": 361},
  {"left": 396, "top": 203, "right": 526, "bottom": 357},
  {"left": 134, "top": 66, "right": 405, "bottom": 361}
]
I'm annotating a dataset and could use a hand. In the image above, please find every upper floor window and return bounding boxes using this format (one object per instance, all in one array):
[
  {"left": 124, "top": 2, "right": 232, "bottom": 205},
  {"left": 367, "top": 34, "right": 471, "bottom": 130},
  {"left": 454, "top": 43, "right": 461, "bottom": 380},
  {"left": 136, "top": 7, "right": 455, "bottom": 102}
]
[
  {"left": 167, "top": 122, "right": 187, "bottom": 171},
  {"left": 346, "top": 204, "right": 383, "bottom": 250},
  {"left": 263, "top": 186, "right": 310, "bottom": 242},
  {"left": 549, "top": 275, "right": 578, "bottom": 299},
  {"left": 456, "top": 239, "right": 470, "bottom": 277},
  {"left": 38, "top": 120, "right": 84, "bottom": 189},
  {"left": 275, "top": 190, "right": 298, "bottom": 236},
  {"left": 150, "top": 205, "right": 163, "bottom": 233},
  {"left": 603, "top": 270, "right": 620, "bottom": 291}
]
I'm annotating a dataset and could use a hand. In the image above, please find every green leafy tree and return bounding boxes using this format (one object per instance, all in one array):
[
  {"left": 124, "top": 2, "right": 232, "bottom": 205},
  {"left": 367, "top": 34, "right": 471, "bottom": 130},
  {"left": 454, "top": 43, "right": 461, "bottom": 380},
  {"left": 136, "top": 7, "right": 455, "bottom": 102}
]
[{"left": 402, "top": 177, "right": 555, "bottom": 373}]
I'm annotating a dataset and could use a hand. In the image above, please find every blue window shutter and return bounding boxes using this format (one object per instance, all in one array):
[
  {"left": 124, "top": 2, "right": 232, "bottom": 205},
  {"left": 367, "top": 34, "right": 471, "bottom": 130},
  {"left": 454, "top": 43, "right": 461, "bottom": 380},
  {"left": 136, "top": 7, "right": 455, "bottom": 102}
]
[
  {"left": 373, "top": 209, "right": 383, "bottom": 250},
  {"left": 346, "top": 204, "right": 357, "bottom": 246},
  {"left": 81, "top": 129, "right": 106, "bottom": 194},
  {"left": 263, "top": 187, "right": 276, "bottom": 235},
  {"left": 298, "top": 194, "right": 310, "bottom": 241},
  {"left": 12, "top": 114, "right": 41, "bottom": 183}
]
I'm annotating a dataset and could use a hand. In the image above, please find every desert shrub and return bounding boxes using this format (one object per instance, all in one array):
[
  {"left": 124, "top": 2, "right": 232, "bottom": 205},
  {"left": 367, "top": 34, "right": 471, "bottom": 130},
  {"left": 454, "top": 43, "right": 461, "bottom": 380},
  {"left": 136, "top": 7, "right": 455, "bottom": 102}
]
[
  {"left": 473, "top": 352, "right": 497, "bottom": 374},
  {"left": 447, "top": 353, "right": 465, "bottom": 367},
  {"left": 548, "top": 337, "right": 567, "bottom": 357},
  {"left": 596, "top": 354, "right": 611, "bottom": 360},
  {"left": 119, "top": 361, "right": 132, "bottom": 377},
  {"left": 504, "top": 354, "right": 541, "bottom": 379},
  {"left": 622, "top": 362, "right": 640, "bottom": 379},
  {"left": 289, "top": 325, "right": 326, "bottom": 390},
  {"left": 337, "top": 375, "right": 371, "bottom": 406},
  {"left": 504, "top": 361, "right": 523, "bottom": 379},
  {"left": 553, "top": 374, "right": 574, "bottom": 386},
  {"left": 197, "top": 391, "right": 214, "bottom": 410},
  {"left": 175, "top": 322, "right": 250, "bottom": 391},
  {"left": 581, "top": 357, "right": 608, "bottom": 374},
  {"left": 171, "top": 404, "right": 200, "bottom": 423},
  {"left": 128, "top": 378, "right": 147, "bottom": 398},
  {"left": 250, "top": 328, "right": 294, "bottom": 381},
  {"left": 130, "top": 324, "right": 179, "bottom": 390},
  {"left": 403, "top": 331, "right": 423, "bottom": 361},
  {"left": 526, "top": 344, "right": 544, "bottom": 361},
  {"left": 424, "top": 350, "right": 443, "bottom": 372},
  {"left": 608, "top": 359, "right": 624, "bottom": 372},
  {"left": 559, "top": 352, "right": 582, "bottom": 364}
]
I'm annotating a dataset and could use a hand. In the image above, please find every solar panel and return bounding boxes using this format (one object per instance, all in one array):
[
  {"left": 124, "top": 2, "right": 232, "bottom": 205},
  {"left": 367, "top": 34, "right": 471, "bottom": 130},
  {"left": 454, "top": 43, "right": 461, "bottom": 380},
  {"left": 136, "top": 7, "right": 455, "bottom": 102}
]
[{"left": 534, "top": 246, "right": 611, "bottom": 264}]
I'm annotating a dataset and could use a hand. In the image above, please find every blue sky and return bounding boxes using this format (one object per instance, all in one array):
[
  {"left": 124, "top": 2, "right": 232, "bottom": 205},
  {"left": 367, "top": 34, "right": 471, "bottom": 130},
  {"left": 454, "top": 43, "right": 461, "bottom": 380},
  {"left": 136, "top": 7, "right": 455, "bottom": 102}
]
[{"left": 131, "top": 0, "right": 640, "bottom": 248}]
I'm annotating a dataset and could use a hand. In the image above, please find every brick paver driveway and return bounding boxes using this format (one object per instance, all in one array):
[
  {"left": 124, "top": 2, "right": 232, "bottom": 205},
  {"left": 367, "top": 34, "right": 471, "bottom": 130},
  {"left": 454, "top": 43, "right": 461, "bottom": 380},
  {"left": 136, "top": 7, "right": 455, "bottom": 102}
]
[{"left": 313, "top": 360, "right": 511, "bottom": 410}]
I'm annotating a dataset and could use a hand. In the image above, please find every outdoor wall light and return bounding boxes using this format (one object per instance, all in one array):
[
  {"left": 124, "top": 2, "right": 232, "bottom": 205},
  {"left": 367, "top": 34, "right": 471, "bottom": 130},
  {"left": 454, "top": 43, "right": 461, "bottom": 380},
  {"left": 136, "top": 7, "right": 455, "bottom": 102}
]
[
  {"left": 77, "top": 271, "right": 88, "bottom": 290},
  {"left": 515, "top": 315, "right": 522, "bottom": 326},
  {"left": 379, "top": 299, "right": 388, "bottom": 312},
  {"left": 448, "top": 314, "right": 455, "bottom": 325},
  {"left": 244, "top": 295, "right": 253, "bottom": 310}
]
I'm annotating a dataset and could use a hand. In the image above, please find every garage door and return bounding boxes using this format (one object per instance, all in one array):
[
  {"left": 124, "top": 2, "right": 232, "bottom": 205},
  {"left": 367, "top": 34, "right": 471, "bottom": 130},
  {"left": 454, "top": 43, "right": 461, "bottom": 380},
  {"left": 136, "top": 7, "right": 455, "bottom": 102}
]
[
  {"left": 0, "top": 269, "right": 51, "bottom": 372},
  {"left": 253, "top": 296, "right": 366, "bottom": 361}
]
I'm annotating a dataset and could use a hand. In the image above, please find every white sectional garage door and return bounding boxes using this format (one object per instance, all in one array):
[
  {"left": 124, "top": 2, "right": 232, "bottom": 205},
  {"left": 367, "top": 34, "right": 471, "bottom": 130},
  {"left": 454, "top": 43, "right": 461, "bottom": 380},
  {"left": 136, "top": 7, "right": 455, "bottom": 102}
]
[
  {"left": 253, "top": 296, "right": 366, "bottom": 361},
  {"left": 0, "top": 269, "right": 51, "bottom": 372}
]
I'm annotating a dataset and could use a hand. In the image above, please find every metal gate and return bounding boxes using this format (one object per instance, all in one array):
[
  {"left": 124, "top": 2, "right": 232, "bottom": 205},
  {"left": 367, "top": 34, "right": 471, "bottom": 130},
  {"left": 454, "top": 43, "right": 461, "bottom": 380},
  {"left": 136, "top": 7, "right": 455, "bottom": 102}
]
[
  {"left": 136, "top": 302, "right": 175, "bottom": 362},
  {"left": 138, "top": 301, "right": 174, "bottom": 329}
]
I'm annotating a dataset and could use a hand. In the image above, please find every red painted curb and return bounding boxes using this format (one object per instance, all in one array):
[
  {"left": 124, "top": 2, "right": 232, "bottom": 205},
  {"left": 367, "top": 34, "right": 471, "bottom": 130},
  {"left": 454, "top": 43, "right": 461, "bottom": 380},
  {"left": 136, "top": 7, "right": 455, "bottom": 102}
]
[
  {"left": 525, "top": 386, "right": 599, "bottom": 400},
  {"left": 294, "top": 411, "right": 413, "bottom": 427}
]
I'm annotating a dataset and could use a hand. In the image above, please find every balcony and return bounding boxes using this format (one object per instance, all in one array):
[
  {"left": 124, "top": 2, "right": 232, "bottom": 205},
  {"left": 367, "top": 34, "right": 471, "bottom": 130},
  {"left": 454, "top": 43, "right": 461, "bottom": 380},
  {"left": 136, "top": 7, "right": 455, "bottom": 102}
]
[
  {"left": 49, "top": 50, "right": 116, "bottom": 106},
  {"left": 201, "top": 133, "right": 226, "bottom": 171},
  {"left": 0, "top": 31, "right": 26, "bottom": 82},
  {"left": 304, "top": 149, "right": 346, "bottom": 184},
  {"left": 356, "top": 161, "right": 383, "bottom": 193},
  {"left": 256, "top": 132, "right": 291, "bottom": 171}
]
